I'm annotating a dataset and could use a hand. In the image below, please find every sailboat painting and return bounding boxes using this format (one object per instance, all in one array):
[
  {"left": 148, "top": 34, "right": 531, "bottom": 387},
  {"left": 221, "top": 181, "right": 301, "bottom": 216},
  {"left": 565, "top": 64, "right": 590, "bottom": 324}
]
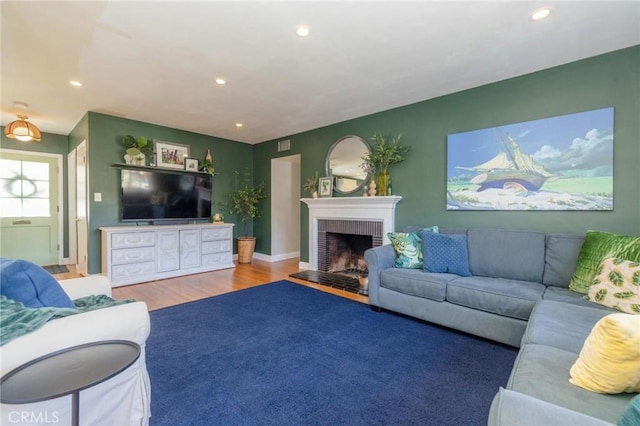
[{"left": 447, "top": 107, "right": 614, "bottom": 210}]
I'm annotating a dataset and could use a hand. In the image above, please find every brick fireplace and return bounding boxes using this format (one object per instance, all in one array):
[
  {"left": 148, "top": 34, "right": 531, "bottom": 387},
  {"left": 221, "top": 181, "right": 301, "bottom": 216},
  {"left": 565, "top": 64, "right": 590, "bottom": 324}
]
[{"left": 301, "top": 196, "right": 402, "bottom": 271}]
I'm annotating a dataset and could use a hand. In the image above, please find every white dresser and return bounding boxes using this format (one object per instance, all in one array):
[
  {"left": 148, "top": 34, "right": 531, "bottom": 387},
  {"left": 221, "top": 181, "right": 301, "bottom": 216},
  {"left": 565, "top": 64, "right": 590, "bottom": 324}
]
[{"left": 100, "top": 223, "right": 234, "bottom": 287}]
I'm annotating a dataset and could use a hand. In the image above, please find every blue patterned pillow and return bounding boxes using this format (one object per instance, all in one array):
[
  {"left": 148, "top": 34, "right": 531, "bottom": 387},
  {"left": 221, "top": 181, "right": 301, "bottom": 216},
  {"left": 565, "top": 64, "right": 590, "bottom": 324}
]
[
  {"left": 0, "top": 258, "right": 76, "bottom": 309},
  {"left": 421, "top": 232, "right": 471, "bottom": 276}
]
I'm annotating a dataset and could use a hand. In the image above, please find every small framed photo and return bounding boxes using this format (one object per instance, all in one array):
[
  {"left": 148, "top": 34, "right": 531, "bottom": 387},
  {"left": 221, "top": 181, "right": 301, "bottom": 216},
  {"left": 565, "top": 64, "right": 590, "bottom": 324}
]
[
  {"left": 184, "top": 158, "right": 198, "bottom": 171},
  {"left": 319, "top": 176, "right": 333, "bottom": 197},
  {"left": 154, "top": 140, "right": 190, "bottom": 169}
]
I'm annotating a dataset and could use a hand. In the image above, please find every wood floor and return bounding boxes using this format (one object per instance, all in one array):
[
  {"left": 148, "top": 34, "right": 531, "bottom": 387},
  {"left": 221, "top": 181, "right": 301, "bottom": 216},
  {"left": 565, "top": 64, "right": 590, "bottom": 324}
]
[{"left": 55, "top": 258, "right": 369, "bottom": 311}]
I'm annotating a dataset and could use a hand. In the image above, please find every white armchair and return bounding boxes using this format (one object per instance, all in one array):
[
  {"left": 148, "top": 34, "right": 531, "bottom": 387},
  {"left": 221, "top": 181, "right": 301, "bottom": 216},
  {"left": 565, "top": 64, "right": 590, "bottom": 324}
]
[{"left": 0, "top": 275, "right": 151, "bottom": 426}]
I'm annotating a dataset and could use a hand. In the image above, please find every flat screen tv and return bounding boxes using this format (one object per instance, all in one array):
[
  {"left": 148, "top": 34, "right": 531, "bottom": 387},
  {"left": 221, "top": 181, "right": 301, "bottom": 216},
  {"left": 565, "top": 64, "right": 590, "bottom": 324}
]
[{"left": 120, "top": 168, "right": 212, "bottom": 222}]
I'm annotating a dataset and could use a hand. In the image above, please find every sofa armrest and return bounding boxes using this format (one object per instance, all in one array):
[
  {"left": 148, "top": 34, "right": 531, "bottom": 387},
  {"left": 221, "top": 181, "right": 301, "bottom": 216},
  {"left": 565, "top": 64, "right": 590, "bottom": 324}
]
[
  {"left": 0, "top": 301, "right": 149, "bottom": 376},
  {"left": 488, "top": 388, "right": 615, "bottom": 426},
  {"left": 364, "top": 244, "right": 396, "bottom": 307},
  {"left": 58, "top": 274, "right": 112, "bottom": 299}
]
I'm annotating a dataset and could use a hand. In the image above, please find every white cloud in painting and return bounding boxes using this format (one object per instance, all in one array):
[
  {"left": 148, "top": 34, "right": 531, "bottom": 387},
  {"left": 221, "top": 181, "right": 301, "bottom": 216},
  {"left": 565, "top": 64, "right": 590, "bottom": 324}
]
[{"left": 533, "top": 128, "right": 613, "bottom": 174}]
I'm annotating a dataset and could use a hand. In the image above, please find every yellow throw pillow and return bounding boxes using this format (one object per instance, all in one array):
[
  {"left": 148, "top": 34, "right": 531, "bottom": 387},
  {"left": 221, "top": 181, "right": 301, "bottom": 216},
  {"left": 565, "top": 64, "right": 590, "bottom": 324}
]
[
  {"left": 569, "top": 313, "right": 640, "bottom": 393},
  {"left": 586, "top": 257, "right": 640, "bottom": 314}
]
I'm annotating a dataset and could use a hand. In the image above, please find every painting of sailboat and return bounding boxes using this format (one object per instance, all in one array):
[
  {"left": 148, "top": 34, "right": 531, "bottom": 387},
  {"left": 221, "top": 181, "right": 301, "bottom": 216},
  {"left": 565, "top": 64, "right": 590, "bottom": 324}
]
[{"left": 447, "top": 108, "right": 614, "bottom": 210}]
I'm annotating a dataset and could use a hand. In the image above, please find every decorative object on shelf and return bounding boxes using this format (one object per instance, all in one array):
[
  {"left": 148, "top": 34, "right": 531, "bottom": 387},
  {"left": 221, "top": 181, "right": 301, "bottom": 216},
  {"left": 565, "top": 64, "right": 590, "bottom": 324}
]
[
  {"left": 212, "top": 213, "right": 224, "bottom": 223},
  {"left": 153, "top": 139, "right": 190, "bottom": 169},
  {"left": 122, "top": 135, "right": 152, "bottom": 165},
  {"left": 318, "top": 176, "right": 333, "bottom": 197},
  {"left": 223, "top": 169, "right": 268, "bottom": 264},
  {"left": 361, "top": 133, "right": 409, "bottom": 196},
  {"left": 302, "top": 171, "right": 319, "bottom": 199},
  {"left": 200, "top": 149, "right": 216, "bottom": 175},
  {"left": 149, "top": 153, "right": 157, "bottom": 167},
  {"left": 184, "top": 158, "right": 198, "bottom": 171},
  {"left": 4, "top": 114, "right": 41, "bottom": 142},
  {"left": 368, "top": 179, "right": 377, "bottom": 197}
]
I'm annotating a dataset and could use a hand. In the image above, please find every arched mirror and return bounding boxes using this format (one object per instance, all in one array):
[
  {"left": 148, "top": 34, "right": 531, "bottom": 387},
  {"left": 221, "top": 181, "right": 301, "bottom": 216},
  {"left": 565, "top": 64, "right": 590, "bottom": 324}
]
[{"left": 325, "top": 135, "right": 371, "bottom": 195}]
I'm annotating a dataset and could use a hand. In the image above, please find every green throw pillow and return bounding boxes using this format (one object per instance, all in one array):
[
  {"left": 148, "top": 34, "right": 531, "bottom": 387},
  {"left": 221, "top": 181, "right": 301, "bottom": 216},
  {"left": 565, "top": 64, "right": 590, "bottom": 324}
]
[
  {"left": 387, "top": 226, "right": 439, "bottom": 269},
  {"left": 569, "top": 231, "right": 640, "bottom": 294},
  {"left": 619, "top": 394, "right": 640, "bottom": 426}
]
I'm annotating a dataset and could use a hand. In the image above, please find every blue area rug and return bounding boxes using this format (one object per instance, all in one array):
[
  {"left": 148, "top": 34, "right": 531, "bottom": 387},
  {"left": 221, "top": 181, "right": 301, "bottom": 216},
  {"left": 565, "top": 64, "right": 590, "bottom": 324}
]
[{"left": 147, "top": 281, "right": 517, "bottom": 425}]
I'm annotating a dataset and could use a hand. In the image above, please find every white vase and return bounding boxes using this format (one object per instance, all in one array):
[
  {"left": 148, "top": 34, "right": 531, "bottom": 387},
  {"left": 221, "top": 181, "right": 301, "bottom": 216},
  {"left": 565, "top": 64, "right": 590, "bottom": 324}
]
[{"left": 125, "top": 154, "right": 145, "bottom": 165}]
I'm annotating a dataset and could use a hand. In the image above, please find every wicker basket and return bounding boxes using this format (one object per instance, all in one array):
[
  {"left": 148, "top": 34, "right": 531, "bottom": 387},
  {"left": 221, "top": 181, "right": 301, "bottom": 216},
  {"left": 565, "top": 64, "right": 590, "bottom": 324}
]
[{"left": 237, "top": 237, "right": 256, "bottom": 264}]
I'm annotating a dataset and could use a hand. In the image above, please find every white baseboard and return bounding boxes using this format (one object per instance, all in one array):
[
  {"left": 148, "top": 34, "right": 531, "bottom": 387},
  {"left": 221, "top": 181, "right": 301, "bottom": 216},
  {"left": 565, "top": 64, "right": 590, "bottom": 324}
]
[
  {"left": 298, "top": 261, "right": 310, "bottom": 270},
  {"left": 234, "top": 251, "right": 300, "bottom": 263}
]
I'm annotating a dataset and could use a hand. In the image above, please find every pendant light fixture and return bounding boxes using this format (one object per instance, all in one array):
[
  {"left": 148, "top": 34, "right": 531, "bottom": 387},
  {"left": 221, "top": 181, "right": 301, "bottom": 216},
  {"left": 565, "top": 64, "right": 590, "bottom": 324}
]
[{"left": 4, "top": 114, "right": 41, "bottom": 142}]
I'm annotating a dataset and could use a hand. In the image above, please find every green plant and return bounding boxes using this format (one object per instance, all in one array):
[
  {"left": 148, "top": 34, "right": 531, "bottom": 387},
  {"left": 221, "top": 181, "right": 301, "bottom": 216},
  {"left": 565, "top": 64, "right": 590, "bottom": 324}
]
[
  {"left": 121, "top": 135, "right": 152, "bottom": 156},
  {"left": 302, "top": 171, "right": 319, "bottom": 195},
  {"left": 224, "top": 169, "right": 268, "bottom": 237},
  {"left": 199, "top": 159, "right": 215, "bottom": 175},
  {"left": 361, "top": 133, "right": 410, "bottom": 174}
]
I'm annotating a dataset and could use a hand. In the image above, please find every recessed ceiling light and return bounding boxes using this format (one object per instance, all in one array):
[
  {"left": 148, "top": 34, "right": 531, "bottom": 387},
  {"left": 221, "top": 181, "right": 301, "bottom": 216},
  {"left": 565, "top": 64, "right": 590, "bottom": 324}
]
[
  {"left": 530, "top": 7, "right": 551, "bottom": 21},
  {"left": 215, "top": 78, "right": 226, "bottom": 85},
  {"left": 295, "top": 25, "right": 310, "bottom": 37},
  {"left": 69, "top": 80, "right": 83, "bottom": 87},
  {"left": 235, "top": 123, "right": 243, "bottom": 128}
]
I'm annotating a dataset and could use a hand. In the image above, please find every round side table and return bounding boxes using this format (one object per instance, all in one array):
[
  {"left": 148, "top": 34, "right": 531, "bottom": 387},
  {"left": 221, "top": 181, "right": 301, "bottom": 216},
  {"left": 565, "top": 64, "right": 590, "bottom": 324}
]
[{"left": 1, "top": 340, "right": 141, "bottom": 426}]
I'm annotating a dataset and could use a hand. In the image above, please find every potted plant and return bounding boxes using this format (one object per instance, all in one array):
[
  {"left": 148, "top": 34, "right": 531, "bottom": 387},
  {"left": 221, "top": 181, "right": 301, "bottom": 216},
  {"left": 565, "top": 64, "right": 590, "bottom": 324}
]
[
  {"left": 122, "top": 135, "right": 153, "bottom": 165},
  {"left": 361, "top": 133, "right": 410, "bottom": 196},
  {"left": 224, "top": 169, "right": 268, "bottom": 263},
  {"left": 302, "top": 171, "right": 319, "bottom": 198}
]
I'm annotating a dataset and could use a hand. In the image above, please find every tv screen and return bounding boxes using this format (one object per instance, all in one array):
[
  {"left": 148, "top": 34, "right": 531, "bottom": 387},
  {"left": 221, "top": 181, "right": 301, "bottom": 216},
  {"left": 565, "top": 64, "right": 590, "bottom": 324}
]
[{"left": 120, "top": 169, "right": 212, "bottom": 222}]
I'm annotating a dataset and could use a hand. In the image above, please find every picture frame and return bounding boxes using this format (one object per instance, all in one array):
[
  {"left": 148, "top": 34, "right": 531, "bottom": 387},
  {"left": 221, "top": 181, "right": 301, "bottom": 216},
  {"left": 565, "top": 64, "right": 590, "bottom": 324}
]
[
  {"left": 154, "top": 140, "right": 190, "bottom": 169},
  {"left": 319, "top": 176, "right": 333, "bottom": 197},
  {"left": 184, "top": 158, "right": 198, "bottom": 172}
]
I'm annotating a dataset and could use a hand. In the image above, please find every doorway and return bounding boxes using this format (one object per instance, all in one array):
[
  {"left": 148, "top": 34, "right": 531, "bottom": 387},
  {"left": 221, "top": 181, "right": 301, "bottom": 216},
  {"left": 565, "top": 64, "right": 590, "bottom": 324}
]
[
  {"left": 0, "top": 149, "right": 63, "bottom": 265},
  {"left": 270, "top": 154, "right": 300, "bottom": 261}
]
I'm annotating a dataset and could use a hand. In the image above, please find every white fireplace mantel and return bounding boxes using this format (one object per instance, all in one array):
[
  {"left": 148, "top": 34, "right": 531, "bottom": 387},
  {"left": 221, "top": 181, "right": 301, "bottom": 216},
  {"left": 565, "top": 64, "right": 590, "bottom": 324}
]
[{"left": 301, "top": 196, "right": 402, "bottom": 270}]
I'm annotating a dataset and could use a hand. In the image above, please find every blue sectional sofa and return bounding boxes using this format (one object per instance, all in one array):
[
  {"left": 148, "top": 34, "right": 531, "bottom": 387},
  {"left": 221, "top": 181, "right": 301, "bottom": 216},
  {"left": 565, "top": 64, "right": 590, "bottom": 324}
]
[{"left": 364, "top": 227, "right": 637, "bottom": 425}]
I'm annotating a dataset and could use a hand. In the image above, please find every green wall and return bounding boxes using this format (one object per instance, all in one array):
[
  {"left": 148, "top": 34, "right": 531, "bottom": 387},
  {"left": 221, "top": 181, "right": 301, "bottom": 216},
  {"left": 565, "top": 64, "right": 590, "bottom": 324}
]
[
  {"left": 1, "top": 128, "right": 71, "bottom": 257},
  {"left": 254, "top": 46, "right": 640, "bottom": 262},
  {"left": 83, "top": 112, "right": 253, "bottom": 274}
]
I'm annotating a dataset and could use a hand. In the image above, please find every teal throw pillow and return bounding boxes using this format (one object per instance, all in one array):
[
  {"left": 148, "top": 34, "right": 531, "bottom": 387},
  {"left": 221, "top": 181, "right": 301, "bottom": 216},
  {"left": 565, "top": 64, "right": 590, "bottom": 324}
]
[
  {"left": 0, "top": 258, "right": 76, "bottom": 309},
  {"left": 388, "top": 232, "right": 423, "bottom": 269},
  {"left": 619, "top": 394, "right": 640, "bottom": 426},
  {"left": 421, "top": 232, "right": 471, "bottom": 277},
  {"left": 569, "top": 231, "right": 640, "bottom": 294}
]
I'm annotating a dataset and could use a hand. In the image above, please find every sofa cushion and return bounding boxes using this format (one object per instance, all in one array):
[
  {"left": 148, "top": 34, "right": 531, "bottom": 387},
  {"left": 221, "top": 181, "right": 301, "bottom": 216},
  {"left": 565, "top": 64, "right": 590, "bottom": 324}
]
[
  {"left": 380, "top": 269, "right": 456, "bottom": 302},
  {"left": 0, "top": 258, "right": 76, "bottom": 309},
  {"left": 570, "top": 313, "right": 640, "bottom": 394},
  {"left": 542, "top": 287, "right": 614, "bottom": 310},
  {"left": 421, "top": 232, "right": 471, "bottom": 276},
  {"left": 569, "top": 230, "right": 640, "bottom": 295},
  {"left": 586, "top": 257, "right": 640, "bottom": 314},
  {"left": 467, "top": 228, "right": 545, "bottom": 283},
  {"left": 507, "top": 343, "right": 634, "bottom": 424},
  {"left": 543, "top": 233, "right": 585, "bottom": 288},
  {"left": 522, "top": 300, "right": 612, "bottom": 353},
  {"left": 446, "top": 276, "right": 545, "bottom": 320}
]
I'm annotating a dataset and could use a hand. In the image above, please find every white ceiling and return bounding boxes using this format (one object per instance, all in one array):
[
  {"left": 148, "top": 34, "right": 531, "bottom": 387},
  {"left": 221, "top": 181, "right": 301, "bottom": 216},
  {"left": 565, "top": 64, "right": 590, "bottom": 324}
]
[{"left": 2, "top": 1, "right": 639, "bottom": 144}]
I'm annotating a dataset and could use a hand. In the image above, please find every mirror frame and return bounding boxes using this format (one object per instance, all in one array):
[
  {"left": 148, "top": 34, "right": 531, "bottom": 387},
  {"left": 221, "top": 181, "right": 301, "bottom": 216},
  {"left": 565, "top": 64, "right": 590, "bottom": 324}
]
[{"left": 325, "top": 135, "right": 371, "bottom": 195}]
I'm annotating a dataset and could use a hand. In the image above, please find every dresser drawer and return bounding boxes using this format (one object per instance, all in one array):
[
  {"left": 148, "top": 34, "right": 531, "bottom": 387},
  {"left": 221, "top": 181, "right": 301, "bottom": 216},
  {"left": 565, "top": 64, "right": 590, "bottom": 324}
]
[
  {"left": 201, "top": 239, "right": 231, "bottom": 254},
  {"left": 202, "top": 227, "right": 232, "bottom": 241},
  {"left": 112, "top": 247, "right": 155, "bottom": 265},
  {"left": 112, "top": 232, "right": 156, "bottom": 249},
  {"left": 111, "top": 261, "right": 155, "bottom": 280},
  {"left": 202, "top": 252, "right": 232, "bottom": 266}
]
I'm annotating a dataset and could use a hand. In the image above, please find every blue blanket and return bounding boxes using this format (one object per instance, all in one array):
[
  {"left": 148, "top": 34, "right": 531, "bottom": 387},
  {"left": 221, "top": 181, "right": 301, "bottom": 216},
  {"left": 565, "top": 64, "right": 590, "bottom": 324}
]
[{"left": 0, "top": 294, "right": 134, "bottom": 345}]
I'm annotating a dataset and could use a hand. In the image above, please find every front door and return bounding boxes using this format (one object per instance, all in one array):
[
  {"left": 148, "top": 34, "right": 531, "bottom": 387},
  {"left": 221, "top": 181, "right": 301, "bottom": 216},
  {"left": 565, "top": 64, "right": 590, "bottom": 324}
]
[{"left": 0, "top": 150, "right": 61, "bottom": 265}]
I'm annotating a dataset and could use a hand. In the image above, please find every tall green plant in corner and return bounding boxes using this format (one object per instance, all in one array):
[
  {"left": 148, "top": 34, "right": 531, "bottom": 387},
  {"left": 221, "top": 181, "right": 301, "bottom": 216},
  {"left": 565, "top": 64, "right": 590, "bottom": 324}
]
[{"left": 223, "top": 169, "right": 268, "bottom": 264}]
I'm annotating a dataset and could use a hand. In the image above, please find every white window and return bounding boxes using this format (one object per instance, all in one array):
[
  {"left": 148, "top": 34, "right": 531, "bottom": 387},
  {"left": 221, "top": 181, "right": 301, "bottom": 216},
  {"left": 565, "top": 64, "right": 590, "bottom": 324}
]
[{"left": 0, "top": 159, "right": 50, "bottom": 217}]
